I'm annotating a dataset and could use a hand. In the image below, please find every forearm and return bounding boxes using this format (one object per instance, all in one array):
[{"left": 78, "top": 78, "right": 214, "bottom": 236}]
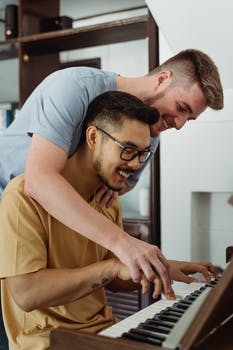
[
  {"left": 6, "top": 259, "right": 118, "bottom": 312},
  {"left": 25, "top": 135, "right": 127, "bottom": 251},
  {"left": 25, "top": 170, "right": 125, "bottom": 250}
]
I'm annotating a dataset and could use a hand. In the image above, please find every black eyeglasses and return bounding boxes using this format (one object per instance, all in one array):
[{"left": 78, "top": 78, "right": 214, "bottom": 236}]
[{"left": 96, "top": 127, "right": 152, "bottom": 163}]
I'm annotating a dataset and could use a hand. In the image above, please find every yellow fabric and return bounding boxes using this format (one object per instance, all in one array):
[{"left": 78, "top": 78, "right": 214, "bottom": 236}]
[{"left": 0, "top": 169, "right": 122, "bottom": 349}]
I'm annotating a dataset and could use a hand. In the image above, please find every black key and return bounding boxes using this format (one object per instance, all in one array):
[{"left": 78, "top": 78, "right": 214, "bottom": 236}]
[
  {"left": 180, "top": 299, "right": 192, "bottom": 305},
  {"left": 200, "top": 286, "right": 206, "bottom": 291},
  {"left": 184, "top": 296, "right": 195, "bottom": 302},
  {"left": 205, "top": 283, "right": 215, "bottom": 289},
  {"left": 122, "top": 331, "right": 162, "bottom": 346},
  {"left": 160, "top": 311, "right": 181, "bottom": 320},
  {"left": 146, "top": 318, "right": 174, "bottom": 329},
  {"left": 173, "top": 302, "right": 189, "bottom": 310},
  {"left": 210, "top": 279, "right": 218, "bottom": 285},
  {"left": 191, "top": 291, "right": 202, "bottom": 296},
  {"left": 130, "top": 328, "right": 167, "bottom": 341},
  {"left": 154, "top": 314, "right": 178, "bottom": 323},
  {"left": 166, "top": 306, "right": 185, "bottom": 315},
  {"left": 188, "top": 295, "right": 198, "bottom": 300},
  {"left": 139, "top": 322, "right": 171, "bottom": 334}
]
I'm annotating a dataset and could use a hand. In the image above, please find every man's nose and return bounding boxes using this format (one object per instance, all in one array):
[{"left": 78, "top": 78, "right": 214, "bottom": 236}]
[
  {"left": 126, "top": 156, "right": 141, "bottom": 170},
  {"left": 174, "top": 114, "right": 189, "bottom": 130}
]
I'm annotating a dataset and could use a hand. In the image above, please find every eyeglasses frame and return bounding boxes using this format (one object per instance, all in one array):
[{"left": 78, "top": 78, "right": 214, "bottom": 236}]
[{"left": 96, "top": 126, "right": 152, "bottom": 163}]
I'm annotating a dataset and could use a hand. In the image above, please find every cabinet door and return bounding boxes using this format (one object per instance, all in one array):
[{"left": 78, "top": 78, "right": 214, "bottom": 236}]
[{"left": 19, "top": 0, "right": 60, "bottom": 106}]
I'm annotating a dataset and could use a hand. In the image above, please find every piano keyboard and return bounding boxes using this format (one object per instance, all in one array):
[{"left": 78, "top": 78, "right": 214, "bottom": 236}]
[{"left": 100, "top": 280, "right": 217, "bottom": 349}]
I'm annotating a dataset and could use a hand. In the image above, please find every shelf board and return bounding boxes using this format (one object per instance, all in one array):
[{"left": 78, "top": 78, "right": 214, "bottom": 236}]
[
  {"left": 0, "top": 15, "right": 148, "bottom": 57},
  {"left": 21, "top": 15, "right": 148, "bottom": 55}
]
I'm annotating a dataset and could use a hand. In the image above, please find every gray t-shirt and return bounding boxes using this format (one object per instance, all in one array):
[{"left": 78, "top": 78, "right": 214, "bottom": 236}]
[{"left": 0, "top": 67, "right": 159, "bottom": 196}]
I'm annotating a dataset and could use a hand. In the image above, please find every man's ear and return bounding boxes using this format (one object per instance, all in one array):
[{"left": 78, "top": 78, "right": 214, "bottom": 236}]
[
  {"left": 86, "top": 126, "right": 98, "bottom": 150},
  {"left": 156, "top": 70, "right": 172, "bottom": 88}
]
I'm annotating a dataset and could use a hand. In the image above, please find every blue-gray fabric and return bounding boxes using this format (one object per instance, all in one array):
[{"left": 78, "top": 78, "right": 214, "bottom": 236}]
[{"left": 0, "top": 67, "right": 159, "bottom": 196}]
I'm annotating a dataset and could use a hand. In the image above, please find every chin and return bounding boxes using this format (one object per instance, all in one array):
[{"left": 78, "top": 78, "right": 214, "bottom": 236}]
[
  {"left": 110, "top": 186, "right": 123, "bottom": 192},
  {"left": 106, "top": 183, "right": 124, "bottom": 192}
]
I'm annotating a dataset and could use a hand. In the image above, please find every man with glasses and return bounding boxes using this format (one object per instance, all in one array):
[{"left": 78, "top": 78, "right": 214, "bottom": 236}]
[{"left": 0, "top": 91, "right": 217, "bottom": 350}]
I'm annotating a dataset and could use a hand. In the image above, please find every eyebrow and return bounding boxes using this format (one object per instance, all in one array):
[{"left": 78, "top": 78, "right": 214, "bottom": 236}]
[
  {"left": 182, "top": 102, "right": 193, "bottom": 115},
  {"left": 124, "top": 140, "right": 151, "bottom": 150}
]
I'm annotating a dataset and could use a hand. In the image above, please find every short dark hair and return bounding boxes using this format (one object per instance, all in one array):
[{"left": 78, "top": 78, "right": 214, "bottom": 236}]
[
  {"left": 80, "top": 91, "right": 159, "bottom": 144},
  {"left": 150, "top": 49, "right": 223, "bottom": 110}
]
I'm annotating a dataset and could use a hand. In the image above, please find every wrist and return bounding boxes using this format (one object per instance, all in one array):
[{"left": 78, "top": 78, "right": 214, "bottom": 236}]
[
  {"left": 107, "top": 228, "right": 129, "bottom": 254},
  {"left": 102, "top": 258, "right": 121, "bottom": 281}
]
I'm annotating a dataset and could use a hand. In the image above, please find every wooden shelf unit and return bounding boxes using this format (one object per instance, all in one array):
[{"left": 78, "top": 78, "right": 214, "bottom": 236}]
[{"left": 0, "top": 16, "right": 147, "bottom": 55}]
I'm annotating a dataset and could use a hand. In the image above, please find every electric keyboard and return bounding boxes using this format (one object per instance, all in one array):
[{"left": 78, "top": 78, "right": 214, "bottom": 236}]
[{"left": 99, "top": 280, "right": 216, "bottom": 349}]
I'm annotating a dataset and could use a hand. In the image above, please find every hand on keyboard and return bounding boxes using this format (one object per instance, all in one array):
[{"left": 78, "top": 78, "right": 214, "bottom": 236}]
[
  {"left": 113, "top": 233, "right": 174, "bottom": 296},
  {"left": 168, "top": 260, "right": 219, "bottom": 284},
  {"left": 113, "top": 259, "right": 176, "bottom": 300}
]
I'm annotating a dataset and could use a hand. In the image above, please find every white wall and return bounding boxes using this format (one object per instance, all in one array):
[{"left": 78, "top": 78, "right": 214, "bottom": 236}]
[
  {"left": 146, "top": 0, "right": 233, "bottom": 89},
  {"left": 145, "top": 0, "right": 233, "bottom": 265},
  {"left": 160, "top": 95, "right": 233, "bottom": 265}
]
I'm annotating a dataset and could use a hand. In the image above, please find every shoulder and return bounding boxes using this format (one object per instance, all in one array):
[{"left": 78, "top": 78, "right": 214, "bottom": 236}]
[
  {"left": 2, "top": 174, "right": 25, "bottom": 198},
  {"left": 44, "top": 67, "right": 116, "bottom": 86},
  {"left": 1, "top": 175, "right": 47, "bottom": 219}
]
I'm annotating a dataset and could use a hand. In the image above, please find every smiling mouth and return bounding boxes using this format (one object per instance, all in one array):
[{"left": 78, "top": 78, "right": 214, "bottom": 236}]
[{"left": 117, "top": 169, "right": 132, "bottom": 179}]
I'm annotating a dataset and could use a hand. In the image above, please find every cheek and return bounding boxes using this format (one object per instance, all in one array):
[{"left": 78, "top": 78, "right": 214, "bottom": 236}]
[{"left": 150, "top": 123, "right": 160, "bottom": 137}]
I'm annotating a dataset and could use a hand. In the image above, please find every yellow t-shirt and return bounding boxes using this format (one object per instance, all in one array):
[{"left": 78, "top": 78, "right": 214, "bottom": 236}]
[{"left": 0, "top": 174, "right": 122, "bottom": 350}]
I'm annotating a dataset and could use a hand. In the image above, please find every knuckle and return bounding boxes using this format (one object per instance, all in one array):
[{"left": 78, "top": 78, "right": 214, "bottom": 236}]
[
  {"left": 148, "top": 271, "right": 155, "bottom": 281},
  {"left": 159, "top": 265, "right": 167, "bottom": 274}
]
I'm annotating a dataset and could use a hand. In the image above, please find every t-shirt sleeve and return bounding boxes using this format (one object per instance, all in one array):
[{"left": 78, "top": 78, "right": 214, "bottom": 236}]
[
  {"left": 26, "top": 69, "right": 116, "bottom": 156},
  {"left": 0, "top": 188, "right": 48, "bottom": 278},
  {"left": 28, "top": 75, "right": 87, "bottom": 154},
  {"left": 126, "top": 136, "right": 160, "bottom": 188}
]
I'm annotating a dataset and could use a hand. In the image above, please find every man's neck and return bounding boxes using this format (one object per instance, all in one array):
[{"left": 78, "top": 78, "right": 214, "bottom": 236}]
[
  {"left": 116, "top": 75, "right": 155, "bottom": 103},
  {"left": 61, "top": 151, "right": 99, "bottom": 202}
]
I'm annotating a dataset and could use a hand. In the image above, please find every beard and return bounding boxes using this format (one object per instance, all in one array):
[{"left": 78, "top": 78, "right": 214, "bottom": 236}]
[
  {"left": 94, "top": 158, "right": 122, "bottom": 192},
  {"left": 94, "top": 156, "right": 134, "bottom": 192}
]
